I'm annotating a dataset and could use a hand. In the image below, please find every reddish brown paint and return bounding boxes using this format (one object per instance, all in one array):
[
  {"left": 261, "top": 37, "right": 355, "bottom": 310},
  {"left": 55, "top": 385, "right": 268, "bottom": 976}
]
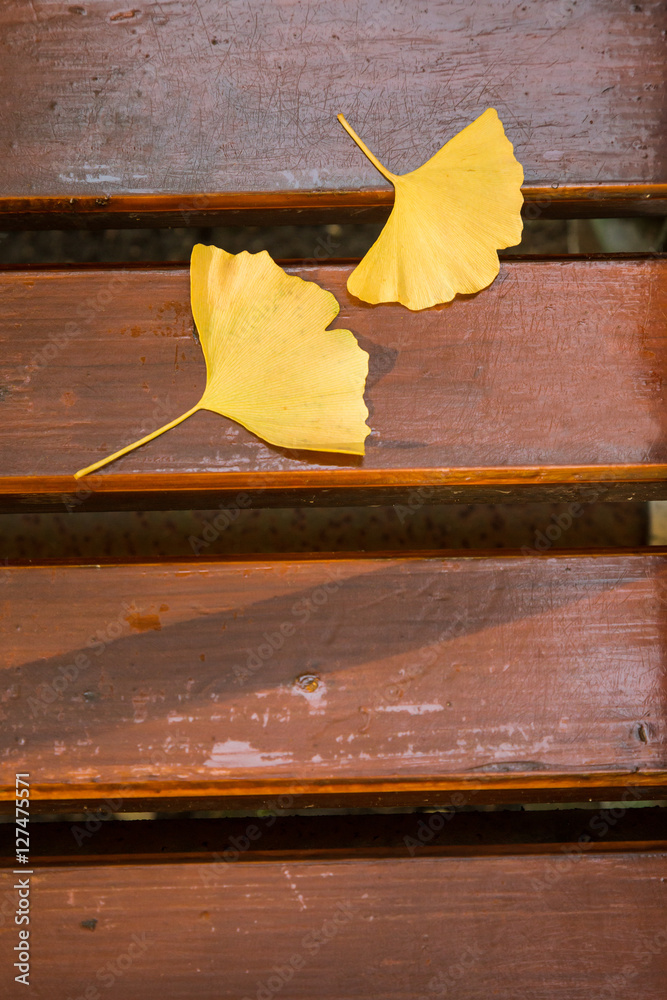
[
  {"left": 2, "top": 1, "right": 665, "bottom": 987},
  {"left": 0, "top": 1, "right": 665, "bottom": 225},
  {"left": 2, "top": 551, "right": 666, "bottom": 810},
  {"left": 1, "top": 186, "right": 667, "bottom": 230},
  {"left": 0, "top": 851, "right": 664, "bottom": 997},
  {"left": 1, "top": 257, "right": 666, "bottom": 508}
]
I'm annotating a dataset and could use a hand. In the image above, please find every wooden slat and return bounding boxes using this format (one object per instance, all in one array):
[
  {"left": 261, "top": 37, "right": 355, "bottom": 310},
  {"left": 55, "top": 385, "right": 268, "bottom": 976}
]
[
  {"left": 0, "top": 0, "right": 665, "bottom": 226},
  {"left": 1, "top": 257, "right": 666, "bottom": 510},
  {"left": 0, "top": 843, "right": 665, "bottom": 997},
  {"left": 2, "top": 551, "right": 666, "bottom": 811},
  {"left": 2, "top": 186, "right": 666, "bottom": 230}
]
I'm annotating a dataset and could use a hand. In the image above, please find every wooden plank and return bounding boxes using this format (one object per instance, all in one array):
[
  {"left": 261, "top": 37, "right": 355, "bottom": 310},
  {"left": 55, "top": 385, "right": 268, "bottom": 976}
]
[
  {"left": 2, "top": 186, "right": 666, "bottom": 230},
  {"left": 0, "top": 0, "right": 665, "bottom": 226},
  {"left": 0, "top": 847, "right": 665, "bottom": 997},
  {"left": 2, "top": 551, "right": 666, "bottom": 811},
  {"left": 1, "top": 257, "right": 667, "bottom": 510}
]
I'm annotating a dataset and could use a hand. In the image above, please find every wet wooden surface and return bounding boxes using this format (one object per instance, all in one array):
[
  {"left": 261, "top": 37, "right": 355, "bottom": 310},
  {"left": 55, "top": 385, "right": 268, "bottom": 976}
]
[
  {"left": 0, "top": 0, "right": 666, "bottom": 225},
  {"left": 2, "top": 551, "right": 666, "bottom": 811},
  {"left": 1, "top": 257, "right": 666, "bottom": 509},
  {"left": 2, "top": 186, "right": 666, "bottom": 230},
  {"left": 0, "top": 847, "right": 665, "bottom": 997}
]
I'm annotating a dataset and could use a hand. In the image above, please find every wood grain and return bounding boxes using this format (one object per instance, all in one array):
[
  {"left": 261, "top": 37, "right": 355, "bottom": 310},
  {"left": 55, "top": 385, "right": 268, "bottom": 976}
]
[
  {"left": 0, "top": 0, "right": 666, "bottom": 225},
  {"left": 2, "top": 551, "right": 666, "bottom": 810},
  {"left": 0, "top": 849, "right": 665, "bottom": 997},
  {"left": 2, "top": 186, "right": 666, "bottom": 230},
  {"left": 1, "top": 257, "right": 666, "bottom": 509}
]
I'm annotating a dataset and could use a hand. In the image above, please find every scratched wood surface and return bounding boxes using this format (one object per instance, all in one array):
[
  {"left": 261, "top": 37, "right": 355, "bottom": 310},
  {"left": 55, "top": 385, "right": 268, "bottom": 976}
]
[
  {"left": 1, "top": 257, "right": 666, "bottom": 510},
  {"left": 0, "top": 0, "right": 665, "bottom": 226},
  {"left": 2, "top": 551, "right": 666, "bottom": 810},
  {"left": 1, "top": 849, "right": 665, "bottom": 997}
]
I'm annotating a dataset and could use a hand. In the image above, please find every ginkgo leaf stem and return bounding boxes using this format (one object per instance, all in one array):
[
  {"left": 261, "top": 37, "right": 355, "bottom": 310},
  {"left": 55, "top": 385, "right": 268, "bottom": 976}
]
[
  {"left": 74, "top": 404, "right": 202, "bottom": 479},
  {"left": 337, "top": 114, "right": 396, "bottom": 184}
]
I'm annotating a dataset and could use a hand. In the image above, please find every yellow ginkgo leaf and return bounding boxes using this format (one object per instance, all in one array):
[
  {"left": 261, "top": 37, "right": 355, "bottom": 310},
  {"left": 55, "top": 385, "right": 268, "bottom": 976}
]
[
  {"left": 338, "top": 108, "right": 524, "bottom": 311},
  {"left": 74, "top": 246, "right": 370, "bottom": 478}
]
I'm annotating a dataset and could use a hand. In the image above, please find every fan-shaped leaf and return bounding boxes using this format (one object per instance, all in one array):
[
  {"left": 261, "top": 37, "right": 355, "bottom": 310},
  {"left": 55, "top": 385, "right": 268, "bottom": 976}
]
[
  {"left": 75, "top": 247, "right": 370, "bottom": 478},
  {"left": 338, "top": 108, "right": 524, "bottom": 310}
]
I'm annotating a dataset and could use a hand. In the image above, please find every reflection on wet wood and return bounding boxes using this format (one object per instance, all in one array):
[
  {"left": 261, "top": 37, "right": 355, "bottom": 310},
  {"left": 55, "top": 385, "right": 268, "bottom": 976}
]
[
  {"left": 1, "top": 1, "right": 666, "bottom": 223},
  {"left": 2, "top": 551, "right": 666, "bottom": 810},
  {"left": 2, "top": 258, "right": 667, "bottom": 509}
]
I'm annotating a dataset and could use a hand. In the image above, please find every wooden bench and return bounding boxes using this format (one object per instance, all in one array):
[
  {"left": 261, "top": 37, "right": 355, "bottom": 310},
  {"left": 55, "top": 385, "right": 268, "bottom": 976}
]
[
  {"left": 4, "top": 550, "right": 667, "bottom": 812},
  {"left": 1, "top": 256, "right": 667, "bottom": 511},
  {"left": 2, "top": 810, "right": 666, "bottom": 997},
  {"left": 1, "top": 0, "right": 665, "bottom": 227},
  {"left": 1, "top": 1, "right": 666, "bottom": 996}
]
